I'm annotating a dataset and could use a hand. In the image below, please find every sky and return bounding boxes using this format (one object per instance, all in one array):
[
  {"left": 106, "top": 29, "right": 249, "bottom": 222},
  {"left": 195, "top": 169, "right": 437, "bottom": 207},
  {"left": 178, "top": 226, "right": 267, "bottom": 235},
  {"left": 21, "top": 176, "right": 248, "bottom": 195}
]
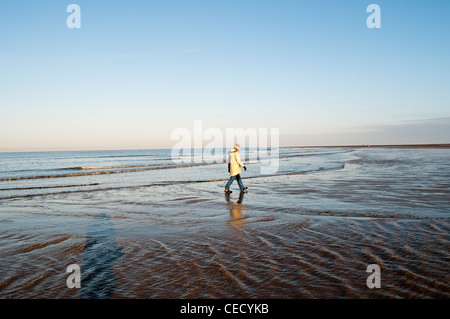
[{"left": 0, "top": 0, "right": 449, "bottom": 151}]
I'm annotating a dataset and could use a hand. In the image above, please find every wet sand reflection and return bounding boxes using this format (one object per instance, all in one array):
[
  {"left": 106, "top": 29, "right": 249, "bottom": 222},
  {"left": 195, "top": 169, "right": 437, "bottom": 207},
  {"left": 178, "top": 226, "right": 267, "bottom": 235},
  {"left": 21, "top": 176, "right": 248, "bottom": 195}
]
[
  {"left": 226, "top": 191, "right": 246, "bottom": 228},
  {"left": 81, "top": 212, "right": 123, "bottom": 299}
]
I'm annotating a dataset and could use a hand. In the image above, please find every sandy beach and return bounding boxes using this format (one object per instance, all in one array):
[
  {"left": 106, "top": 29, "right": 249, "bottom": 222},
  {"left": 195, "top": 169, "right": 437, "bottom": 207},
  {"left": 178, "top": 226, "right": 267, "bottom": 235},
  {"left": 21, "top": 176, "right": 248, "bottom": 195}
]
[{"left": 0, "top": 146, "right": 449, "bottom": 298}]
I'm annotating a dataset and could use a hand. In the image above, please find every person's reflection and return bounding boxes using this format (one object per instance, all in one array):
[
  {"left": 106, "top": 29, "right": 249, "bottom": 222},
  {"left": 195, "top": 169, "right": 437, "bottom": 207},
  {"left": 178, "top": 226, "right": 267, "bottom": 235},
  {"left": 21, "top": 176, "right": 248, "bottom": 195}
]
[
  {"left": 81, "top": 212, "right": 123, "bottom": 299},
  {"left": 225, "top": 191, "right": 246, "bottom": 228}
]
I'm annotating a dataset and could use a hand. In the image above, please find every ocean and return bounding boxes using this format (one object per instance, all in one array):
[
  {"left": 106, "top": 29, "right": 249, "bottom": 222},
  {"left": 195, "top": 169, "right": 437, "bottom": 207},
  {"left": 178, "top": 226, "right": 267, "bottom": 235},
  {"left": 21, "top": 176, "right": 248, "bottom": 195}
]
[{"left": 0, "top": 147, "right": 449, "bottom": 298}]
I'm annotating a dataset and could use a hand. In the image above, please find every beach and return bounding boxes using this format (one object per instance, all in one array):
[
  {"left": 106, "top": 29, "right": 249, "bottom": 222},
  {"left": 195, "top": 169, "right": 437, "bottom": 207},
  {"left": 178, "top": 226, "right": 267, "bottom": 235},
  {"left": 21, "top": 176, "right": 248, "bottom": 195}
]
[{"left": 0, "top": 146, "right": 449, "bottom": 298}]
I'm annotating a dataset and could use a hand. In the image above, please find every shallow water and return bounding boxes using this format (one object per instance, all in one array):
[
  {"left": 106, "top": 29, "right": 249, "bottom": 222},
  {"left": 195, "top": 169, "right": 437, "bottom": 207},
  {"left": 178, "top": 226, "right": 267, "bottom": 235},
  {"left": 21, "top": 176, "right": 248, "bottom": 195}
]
[{"left": 0, "top": 147, "right": 449, "bottom": 298}]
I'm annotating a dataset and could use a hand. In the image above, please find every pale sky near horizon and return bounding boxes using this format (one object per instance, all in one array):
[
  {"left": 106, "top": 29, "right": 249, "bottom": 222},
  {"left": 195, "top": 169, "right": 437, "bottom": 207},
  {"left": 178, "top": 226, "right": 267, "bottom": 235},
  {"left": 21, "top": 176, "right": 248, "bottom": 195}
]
[{"left": 1, "top": 0, "right": 449, "bottom": 152}]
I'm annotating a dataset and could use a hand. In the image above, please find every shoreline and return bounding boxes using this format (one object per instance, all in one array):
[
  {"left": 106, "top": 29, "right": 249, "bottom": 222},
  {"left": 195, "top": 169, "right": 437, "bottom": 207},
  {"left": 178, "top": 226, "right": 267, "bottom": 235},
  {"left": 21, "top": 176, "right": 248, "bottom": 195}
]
[{"left": 283, "top": 143, "right": 450, "bottom": 149}]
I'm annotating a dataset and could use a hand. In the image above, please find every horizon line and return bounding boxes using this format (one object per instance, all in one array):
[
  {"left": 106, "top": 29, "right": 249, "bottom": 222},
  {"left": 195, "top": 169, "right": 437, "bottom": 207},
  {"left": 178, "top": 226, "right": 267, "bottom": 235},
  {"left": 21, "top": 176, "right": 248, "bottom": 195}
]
[{"left": 1, "top": 143, "right": 449, "bottom": 154}]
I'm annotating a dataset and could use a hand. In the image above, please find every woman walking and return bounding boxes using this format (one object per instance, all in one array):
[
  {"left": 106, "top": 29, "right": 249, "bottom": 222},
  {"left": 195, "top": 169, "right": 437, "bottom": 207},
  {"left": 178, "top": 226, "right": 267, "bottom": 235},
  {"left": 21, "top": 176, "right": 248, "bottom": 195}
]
[{"left": 225, "top": 144, "right": 248, "bottom": 194}]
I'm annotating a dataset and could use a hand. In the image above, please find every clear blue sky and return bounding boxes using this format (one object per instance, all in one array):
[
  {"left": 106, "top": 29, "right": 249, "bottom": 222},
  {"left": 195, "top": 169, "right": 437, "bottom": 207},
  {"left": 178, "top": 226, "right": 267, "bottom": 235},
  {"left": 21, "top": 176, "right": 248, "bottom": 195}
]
[{"left": 0, "top": 0, "right": 449, "bottom": 151}]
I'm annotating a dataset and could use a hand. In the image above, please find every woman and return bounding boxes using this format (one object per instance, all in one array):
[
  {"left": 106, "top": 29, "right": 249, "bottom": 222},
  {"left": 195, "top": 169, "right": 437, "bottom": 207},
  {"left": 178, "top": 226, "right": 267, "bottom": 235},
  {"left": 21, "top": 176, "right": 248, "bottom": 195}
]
[{"left": 225, "top": 144, "right": 248, "bottom": 194}]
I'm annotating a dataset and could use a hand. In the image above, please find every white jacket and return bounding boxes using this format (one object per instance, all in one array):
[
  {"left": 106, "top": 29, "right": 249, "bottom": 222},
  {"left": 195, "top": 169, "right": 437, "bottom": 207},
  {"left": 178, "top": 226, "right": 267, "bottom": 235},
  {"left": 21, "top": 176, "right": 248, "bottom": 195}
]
[{"left": 228, "top": 148, "right": 245, "bottom": 176}]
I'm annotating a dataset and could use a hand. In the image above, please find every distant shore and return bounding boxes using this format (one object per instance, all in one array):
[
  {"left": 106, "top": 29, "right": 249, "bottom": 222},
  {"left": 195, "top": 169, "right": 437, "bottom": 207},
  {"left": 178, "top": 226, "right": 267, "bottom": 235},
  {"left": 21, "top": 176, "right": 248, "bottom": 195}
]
[
  {"left": 284, "top": 143, "right": 450, "bottom": 149},
  {"left": 1, "top": 143, "right": 450, "bottom": 154}
]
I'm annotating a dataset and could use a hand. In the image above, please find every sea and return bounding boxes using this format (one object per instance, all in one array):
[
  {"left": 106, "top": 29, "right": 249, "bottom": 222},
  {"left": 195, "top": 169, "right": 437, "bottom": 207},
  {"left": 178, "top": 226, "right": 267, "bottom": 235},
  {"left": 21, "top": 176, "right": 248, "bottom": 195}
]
[{"left": 0, "top": 147, "right": 449, "bottom": 298}]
